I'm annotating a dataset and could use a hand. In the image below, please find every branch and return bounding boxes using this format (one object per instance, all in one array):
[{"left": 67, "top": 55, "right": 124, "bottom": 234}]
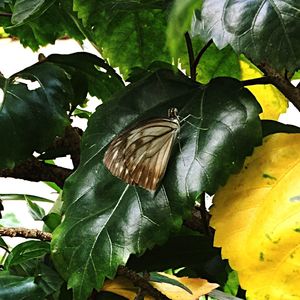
[
  {"left": 42, "top": 126, "right": 82, "bottom": 169},
  {"left": 0, "top": 228, "right": 170, "bottom": 299},
  {"left": 0, "top": 12, "right": 12, "bottom": 17},
  {"left": 0, "top": 126, "right": 82, "bottom": 187},
  {"left": 199, "top": 193, "right": 211, "bottom": 237},
  {"left": 183, "top": 204, "right": 213, "bottom": 235},
  {"left": 258, "top": 63, "right": 300, "bottom": 112},
  {"left": 0, "top": 157, "right": 72, "bottom": 188},
  {"left": 117, "top": 266, "right": 171, "bottom": 300},
  {"left": 0, "top": 227, "right": 52, "bottom": 241}
]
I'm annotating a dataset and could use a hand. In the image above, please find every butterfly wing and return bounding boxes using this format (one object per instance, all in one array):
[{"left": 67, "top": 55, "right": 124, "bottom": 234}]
[{"left": 103, "top": 117, "right": 180, "bottom": 191}]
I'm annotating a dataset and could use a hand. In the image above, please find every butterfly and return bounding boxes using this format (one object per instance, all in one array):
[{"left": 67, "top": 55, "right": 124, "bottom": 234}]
[{"left": 103, "top": 108, "right": 180, "bottom": 191}]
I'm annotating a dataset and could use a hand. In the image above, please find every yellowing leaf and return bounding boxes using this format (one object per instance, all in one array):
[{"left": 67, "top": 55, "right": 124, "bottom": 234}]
[
  {"left": 210, "top": 133, "right": 300, "bottom": 299},
  {"left": 240, "top": 59, "right": 288, "bottom": 120},
  {"left": 102, "top": 272, "right": 219, "bottom": 300}
]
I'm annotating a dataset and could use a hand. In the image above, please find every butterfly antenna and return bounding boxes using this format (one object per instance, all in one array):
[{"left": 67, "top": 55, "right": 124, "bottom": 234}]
[{"left": 179, "top": 114, "right": 208, "bottom": 131}]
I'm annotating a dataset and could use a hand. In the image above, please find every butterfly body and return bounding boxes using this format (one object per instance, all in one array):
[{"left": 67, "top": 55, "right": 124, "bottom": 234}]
[{"left": 103, "top": 108, "right": 180, "bottom": 191}]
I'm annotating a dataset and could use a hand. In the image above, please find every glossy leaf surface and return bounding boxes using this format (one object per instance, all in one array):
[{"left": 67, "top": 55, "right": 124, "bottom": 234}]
[
  {"left": 4, "top": 241, "right": 50, "bottom": 276},
  {"left": 46, "top": 52, "right": 124, "bottom": 103},
  {"left": 197, "top": 0, "right": 300, "bottom": 72},
  {"left": 11, "top": 0, "right": 56, "bottom": 25},
  {"left": 0, "top": 61, "right": 72, "bottom": 168},
  {"left": 52, "top": 69, "right": 262, "bottom": 300},
  {"left": 0, "top": 272, "right": 45, "bottom": 300},
  {"left": 26, "top": 198, "right": 45, "bottom": 221}
]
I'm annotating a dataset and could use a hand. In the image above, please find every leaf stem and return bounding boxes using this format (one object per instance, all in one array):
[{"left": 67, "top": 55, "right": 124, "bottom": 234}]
[
  {"left": 184, "top": 34, "right": 213, "bottom": 81},
  {"left": 241, "top": 77, "right": 272, "bottom": 86},
  {"left": 192, "top": 39, "right": 213, "bottom": 75},
  {"left": 0, "top": 157, "right": 72, "bottom": 189},
  {"left": 184, "top": 32, "right": 195, "bottom": 80}
]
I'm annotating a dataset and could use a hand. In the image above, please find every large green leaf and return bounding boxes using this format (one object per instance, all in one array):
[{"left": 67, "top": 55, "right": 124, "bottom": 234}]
[
  {"left": 0, "top": 61, "right": 72, "bottom": 169},
  {"left": 0, "top": 1, "right": 83, "bottom": 50},
  {"left": 0, "top": 272, "right": 45, "bottom": 300},
  {"left": 11, "top": 0, "right": 57, "bottom": 25},
  {"left": 196, "top": 0, "right": 300, "bottom": 72},
  {"left": 51, "top": 69, "right": 262, "bottom": 300},
  {"left": 46, "top": 52, "right": 124, "bottom": 103},
  {"left": 73, "top": 0, "right": 173, "bottom": 77}
]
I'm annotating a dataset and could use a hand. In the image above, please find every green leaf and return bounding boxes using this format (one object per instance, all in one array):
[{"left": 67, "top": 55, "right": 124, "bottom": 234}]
[
  {"left": 11, "top": 0, "right": 56, "bottom": 25},
  {"left": 1, "top": 2, "right": 84, "bottom": 51},
  {"left": 224, "top": 270, "right": 239, "bottom": 296},
  {"left": 34, "top": 263, "right": 64, "bottom": 297},
  {"left": 0, "top": 236, "right": 9, "bottom": 251},
  {"left": 42, "top": 213, "right": 62, "bottom": 232},
  {"left": 166, "top": 0, "right": 202, "bottom": 59},
  {"left": 196, "top": 0, "right": 300, "bottom": 72},
  {"left": 4, "top": 241, "right": 50, "bottom": 276},
  {"left": 26, "top": 198, "right": 46, "bottom": 221},
  {"left": 0, "top": 212, "right": 21, "bottom": 227},
  {"left": 73, "top": 0, "right": 172, "bottom": 77},
  {"left": 292, "top": 71, "right": 300, "bottom": 80},
  {"left": 72, "top": 108, "right": 91, "bottom": 119},
  {"left": 43, "top": 182, "right": 61, "bottom": 193},
  {"left": 149, "top": 272, "right": 192, "bottom": 294},
  {"left": 2, "top": 241, "right": 62, "bottom": 299},
  {"left": 51, "top": 69, "right": 261, "bottom": 300},
  {"left": 126, "top": 61, "right": 174, "bottom": 83},
  {"left": 0, "top": 61, "right": 72, "bottom": 168},
  {"left": 0, "top": 194, "right": 54, "bottom": 203},
  {"left": 0, "top": 272, "right": 45, "bottom": 300},
  {"left": 46, "top": 52, "right": 124, "bottom": 102},
  {"left": 181, "top": 38, "right": 241, "bottom": 82}
]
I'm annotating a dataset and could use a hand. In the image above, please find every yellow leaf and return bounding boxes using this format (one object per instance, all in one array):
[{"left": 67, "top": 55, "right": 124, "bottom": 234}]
[
  {"left": 240, "top": 59, "right": 288, "bottom": 120},
  {"left": 210, "top": 133, "right": 300, "bottom": 299},
  {"left": 102, "top": 272, "right": 219, "bottom": 300}
]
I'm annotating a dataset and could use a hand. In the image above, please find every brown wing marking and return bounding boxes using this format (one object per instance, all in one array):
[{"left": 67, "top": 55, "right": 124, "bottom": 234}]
[{"left": 103, "top": 116, "right": 180, "bottom": 190}]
